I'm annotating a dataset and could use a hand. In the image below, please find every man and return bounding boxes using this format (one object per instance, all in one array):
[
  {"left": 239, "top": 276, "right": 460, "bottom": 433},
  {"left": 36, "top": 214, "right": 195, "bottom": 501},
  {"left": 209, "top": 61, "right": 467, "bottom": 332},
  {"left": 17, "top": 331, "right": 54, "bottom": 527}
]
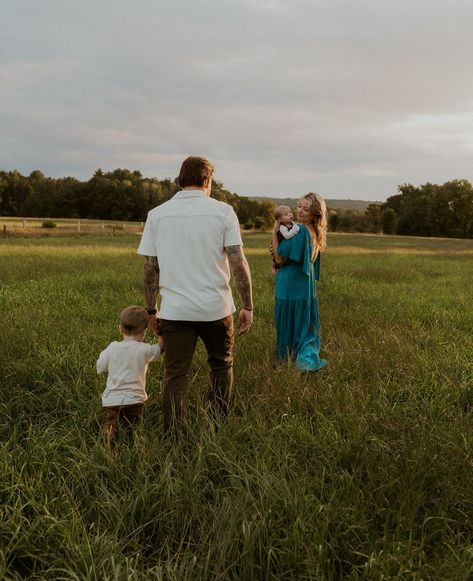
[{"left": 137, "top": 156, "right": 253, "bottom": 434}]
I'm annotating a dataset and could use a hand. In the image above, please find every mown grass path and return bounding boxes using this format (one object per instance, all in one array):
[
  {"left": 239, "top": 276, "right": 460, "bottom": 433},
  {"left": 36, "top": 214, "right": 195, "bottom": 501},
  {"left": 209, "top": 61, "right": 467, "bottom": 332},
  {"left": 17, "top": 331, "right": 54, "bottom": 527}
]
[{"left": 1, "top": 232, "right": 473, "bottom": 579}]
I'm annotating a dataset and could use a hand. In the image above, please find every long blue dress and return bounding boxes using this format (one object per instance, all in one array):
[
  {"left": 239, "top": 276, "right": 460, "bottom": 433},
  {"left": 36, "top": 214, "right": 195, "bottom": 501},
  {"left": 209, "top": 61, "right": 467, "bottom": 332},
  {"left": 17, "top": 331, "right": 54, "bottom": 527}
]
[{"left": 275, "top": 225, "right": 327, "bottom": 371}]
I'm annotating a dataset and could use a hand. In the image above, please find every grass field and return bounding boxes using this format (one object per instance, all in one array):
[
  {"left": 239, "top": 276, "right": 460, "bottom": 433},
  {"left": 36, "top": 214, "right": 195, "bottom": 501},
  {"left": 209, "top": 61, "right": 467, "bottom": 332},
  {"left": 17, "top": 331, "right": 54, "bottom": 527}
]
[{"left": 1, "top": 231, "right": 473, "bottom": 579}]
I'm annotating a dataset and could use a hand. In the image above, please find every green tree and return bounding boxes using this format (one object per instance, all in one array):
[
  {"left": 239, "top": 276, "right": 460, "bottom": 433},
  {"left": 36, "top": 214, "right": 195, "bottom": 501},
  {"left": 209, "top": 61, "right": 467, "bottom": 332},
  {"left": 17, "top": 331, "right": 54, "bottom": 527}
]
[
  {"left": 384, "top": 180, "right": 473, "bottom": 239},
  {"left": 364, "top": 203, "right": 383, "bottom": 233},
  {"left": 328, "top": 211, "right": 339, "bottom": 232},
  {"left": 381, "top": 208, "right": 397, "bottom": 234}
]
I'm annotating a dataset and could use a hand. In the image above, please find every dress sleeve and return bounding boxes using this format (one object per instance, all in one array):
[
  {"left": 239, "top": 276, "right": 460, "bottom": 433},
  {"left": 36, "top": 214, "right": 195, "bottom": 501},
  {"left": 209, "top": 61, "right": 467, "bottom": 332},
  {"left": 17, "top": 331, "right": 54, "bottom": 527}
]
[{"left": 277, "top": 225, "right": 311, "bottom": 275}]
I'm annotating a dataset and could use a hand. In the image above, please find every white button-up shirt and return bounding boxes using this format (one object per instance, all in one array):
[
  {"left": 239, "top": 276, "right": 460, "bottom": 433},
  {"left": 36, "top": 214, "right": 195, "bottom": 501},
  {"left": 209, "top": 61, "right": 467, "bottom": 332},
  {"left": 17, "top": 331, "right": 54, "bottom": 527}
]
[{"left": 137, "top": 190, "right": 243, "bottom": 321}]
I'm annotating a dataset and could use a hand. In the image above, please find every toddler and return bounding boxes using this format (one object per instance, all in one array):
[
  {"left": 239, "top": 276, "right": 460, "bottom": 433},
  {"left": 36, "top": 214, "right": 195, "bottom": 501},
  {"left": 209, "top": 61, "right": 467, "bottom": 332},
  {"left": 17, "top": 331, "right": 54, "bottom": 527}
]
[
  {"left": 97, "top": 305, "right": 163, "bottom": 443},
  {"left": 271, "top": 205, "right": 300, "bottom": 275}
]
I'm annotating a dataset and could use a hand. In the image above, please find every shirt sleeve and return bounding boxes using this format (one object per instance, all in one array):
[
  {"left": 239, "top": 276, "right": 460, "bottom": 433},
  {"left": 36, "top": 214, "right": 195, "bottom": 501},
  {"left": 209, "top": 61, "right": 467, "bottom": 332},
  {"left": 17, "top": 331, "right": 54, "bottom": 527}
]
[
  {"left": 137, "top": 212, "right": 157, "bottom": 256},
  {"left": 96, "top": 346, "right": 110, "bottom": 374},
  {"left": 145, "top": 343, "right": 162, "bottom": 362},
  {"left": 279, "top": 224, "right": 300, "bottom": 240},
  {"left": 223, "top": 207, "right": 243, "bottom": 247}
]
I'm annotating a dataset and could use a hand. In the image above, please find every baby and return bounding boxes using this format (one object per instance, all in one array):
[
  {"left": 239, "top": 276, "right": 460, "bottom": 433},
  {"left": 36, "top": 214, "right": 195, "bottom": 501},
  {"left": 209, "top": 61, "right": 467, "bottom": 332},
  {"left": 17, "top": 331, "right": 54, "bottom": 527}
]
[
  {"left": 271, "top": 205, "right": 300, "bottom": 275},
  {"left": 97, "top": 305, "right": 164, "bottom": 444}
]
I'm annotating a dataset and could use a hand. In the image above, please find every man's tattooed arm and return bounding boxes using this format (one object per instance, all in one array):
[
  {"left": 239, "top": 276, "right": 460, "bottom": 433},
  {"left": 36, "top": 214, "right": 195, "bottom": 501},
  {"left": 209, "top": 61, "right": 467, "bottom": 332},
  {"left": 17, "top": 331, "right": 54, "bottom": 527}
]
[
  {"left": 143, "top": 256, "right": 160, "bottom": 310},
  {"left": 225, "top": 245, "right": 253, "bottom": 310}
]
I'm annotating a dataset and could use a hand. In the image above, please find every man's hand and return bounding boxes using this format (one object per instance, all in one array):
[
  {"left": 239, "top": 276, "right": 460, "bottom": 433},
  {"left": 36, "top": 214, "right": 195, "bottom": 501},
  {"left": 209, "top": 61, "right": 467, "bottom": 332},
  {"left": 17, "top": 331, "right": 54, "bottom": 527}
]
[
  {"left": 149, "top": 313, "right": 160, "bottom": 337},
  {"left": 237, "top": 308, "right": 253, "bottom": 336}
]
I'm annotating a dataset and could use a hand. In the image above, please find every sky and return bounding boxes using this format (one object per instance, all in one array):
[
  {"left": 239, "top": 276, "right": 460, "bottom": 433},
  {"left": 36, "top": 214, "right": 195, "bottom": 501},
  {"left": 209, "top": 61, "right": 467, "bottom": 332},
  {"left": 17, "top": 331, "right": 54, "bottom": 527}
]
[{"left": 2, "top": 0, "right": 473, "bottom": 202}]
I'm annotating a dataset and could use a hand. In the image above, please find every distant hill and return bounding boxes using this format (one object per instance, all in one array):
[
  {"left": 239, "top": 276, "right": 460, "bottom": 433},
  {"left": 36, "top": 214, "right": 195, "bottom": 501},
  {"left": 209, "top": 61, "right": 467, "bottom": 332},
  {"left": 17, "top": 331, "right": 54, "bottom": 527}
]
[{"left": 249, "top": 196, "right": 378, "bottom": 212}]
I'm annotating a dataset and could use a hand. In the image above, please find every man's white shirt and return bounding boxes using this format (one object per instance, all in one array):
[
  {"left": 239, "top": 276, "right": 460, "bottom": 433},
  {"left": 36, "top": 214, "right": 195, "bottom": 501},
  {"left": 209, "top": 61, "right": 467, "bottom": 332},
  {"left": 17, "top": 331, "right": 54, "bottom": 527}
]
[{"left": 137, "top": 190, "right": 243, "bottom": 321}]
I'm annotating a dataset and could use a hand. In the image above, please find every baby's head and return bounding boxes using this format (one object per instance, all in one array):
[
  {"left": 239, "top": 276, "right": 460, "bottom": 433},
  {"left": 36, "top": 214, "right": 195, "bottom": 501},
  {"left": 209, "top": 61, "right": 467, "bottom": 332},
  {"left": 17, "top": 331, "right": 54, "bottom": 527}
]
[
  {"left": 274, "top": 205, "right": 294, "bottom": 225},
  {"left": 119, "top": 306, "right": 149, "bottom": 340}
]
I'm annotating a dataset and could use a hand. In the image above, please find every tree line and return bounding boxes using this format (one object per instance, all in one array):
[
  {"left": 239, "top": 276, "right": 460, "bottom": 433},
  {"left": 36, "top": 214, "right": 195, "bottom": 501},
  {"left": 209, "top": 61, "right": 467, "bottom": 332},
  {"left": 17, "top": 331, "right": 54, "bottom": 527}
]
[
  {"left": 329, "top": 179, "right": 473, "bottom": 239},
  {"left": 0, "top": 169, "right": 274, "bottom": 229},
  {"left": 1, "top": 169, "right": 472, "bottom": 237}
]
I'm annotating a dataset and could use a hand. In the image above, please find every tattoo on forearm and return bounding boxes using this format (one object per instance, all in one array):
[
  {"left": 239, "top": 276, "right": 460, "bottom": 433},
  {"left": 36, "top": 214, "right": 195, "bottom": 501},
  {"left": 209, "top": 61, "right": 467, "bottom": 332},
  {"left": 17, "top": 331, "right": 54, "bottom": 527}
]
[
  {"left": 144, "top": 256, "right": 160, "bottom": 309},
  {"left": 225, "top": 246, "right": 253, "bottom": 309}
]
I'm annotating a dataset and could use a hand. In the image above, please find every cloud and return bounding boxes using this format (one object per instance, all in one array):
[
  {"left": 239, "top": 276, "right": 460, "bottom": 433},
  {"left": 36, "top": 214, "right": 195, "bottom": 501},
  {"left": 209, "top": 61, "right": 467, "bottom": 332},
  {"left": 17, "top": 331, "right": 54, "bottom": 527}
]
[{"left": 2, "top": 0, "right": 473, "bottom": 200}]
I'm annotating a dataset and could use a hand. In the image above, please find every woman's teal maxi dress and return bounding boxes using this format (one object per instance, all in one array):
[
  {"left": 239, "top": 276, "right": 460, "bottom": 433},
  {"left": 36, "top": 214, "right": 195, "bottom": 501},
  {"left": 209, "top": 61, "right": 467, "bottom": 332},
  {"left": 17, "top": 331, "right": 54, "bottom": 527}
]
[{"left": 275, "top": 225, "right": 327, "bottom": 371}]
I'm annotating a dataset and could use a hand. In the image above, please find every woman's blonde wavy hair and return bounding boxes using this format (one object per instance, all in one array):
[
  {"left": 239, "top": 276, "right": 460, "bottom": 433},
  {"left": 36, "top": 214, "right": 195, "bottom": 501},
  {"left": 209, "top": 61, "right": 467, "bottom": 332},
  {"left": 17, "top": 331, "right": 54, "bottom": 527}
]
[{"left": 300, "top": 192, "right": 327, "bottom": 251}]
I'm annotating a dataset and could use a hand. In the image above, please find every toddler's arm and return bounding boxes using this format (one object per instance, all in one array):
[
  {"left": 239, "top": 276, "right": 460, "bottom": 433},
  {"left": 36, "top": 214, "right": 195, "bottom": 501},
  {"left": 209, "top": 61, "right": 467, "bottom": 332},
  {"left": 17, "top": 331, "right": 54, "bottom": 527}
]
[
  {"left": 147, "top": 338, "right": 164, "bottom": 362},
  {"left": 279, "top": 224, "right": 300, "bottom": 240},
  {"left": 96, "top": 348, "right": 109, "bottom": 374}
]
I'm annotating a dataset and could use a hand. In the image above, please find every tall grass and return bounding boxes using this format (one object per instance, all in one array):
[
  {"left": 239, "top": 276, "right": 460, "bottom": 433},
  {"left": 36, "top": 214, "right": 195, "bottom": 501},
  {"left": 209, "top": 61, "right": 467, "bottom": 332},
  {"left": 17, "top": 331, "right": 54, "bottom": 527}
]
[{"left": 1, "top": 233, "right": 473, "bottom": 579}]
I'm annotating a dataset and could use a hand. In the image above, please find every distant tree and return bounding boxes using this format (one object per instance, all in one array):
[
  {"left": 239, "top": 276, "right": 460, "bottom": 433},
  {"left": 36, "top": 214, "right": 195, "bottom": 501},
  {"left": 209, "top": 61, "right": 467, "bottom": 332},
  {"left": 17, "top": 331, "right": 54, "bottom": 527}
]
[
  {"left": 381, "top": 208, "right": 397, "bottom": 234},
  {"left": 384, "top": 180, "right": 473, "bottom": 238},
  {"left": 257, "top": 200, "right": 274, "bottom": 228},
  {"left": 0, "top": 167, "right": 295, "bottom": 229},
  {"left": 364, "top": 203, "right": 383, "bottom": 233},
  {"left": 0, "top": 171, "right": 32, "bottom": 216},
  {"left": 328, "top": 210, "right": 339, "bottom": 232},
  {"left": 253, "top": 216, "right": 266, "bottom": 229},
  {"left": 443, "top": 179, "right": 473, "bottom": 238},
  {"left": 339, "top": 211, "right": 354, "bottom": 232}
]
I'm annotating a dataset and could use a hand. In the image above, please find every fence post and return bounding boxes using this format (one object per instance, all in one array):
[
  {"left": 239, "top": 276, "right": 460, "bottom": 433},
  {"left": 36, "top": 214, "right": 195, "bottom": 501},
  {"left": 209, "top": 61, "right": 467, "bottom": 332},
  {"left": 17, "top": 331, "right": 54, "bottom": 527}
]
[
  {"left": 3, "top": 225, "right": 6, "bottom": 237},
  {"left": 23, "top": 219, "right": 26, "bottom": 229},
  {"left": 78, "top": 220, "right": 81, "bottom": 232}
]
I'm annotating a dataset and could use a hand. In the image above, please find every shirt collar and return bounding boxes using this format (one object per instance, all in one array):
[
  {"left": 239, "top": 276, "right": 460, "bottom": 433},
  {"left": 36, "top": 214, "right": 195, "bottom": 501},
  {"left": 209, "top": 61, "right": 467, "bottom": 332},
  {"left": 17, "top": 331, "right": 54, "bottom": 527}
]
[{"left": 174, "top": 189, "right": 209, "bottom": 199}]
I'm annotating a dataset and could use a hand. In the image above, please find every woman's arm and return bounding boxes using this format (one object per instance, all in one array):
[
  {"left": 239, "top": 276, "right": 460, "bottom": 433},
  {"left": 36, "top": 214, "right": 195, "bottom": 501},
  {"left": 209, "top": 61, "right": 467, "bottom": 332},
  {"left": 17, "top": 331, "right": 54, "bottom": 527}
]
[{"left": 271, "top": 221, "right": 285, "bottom": 266}]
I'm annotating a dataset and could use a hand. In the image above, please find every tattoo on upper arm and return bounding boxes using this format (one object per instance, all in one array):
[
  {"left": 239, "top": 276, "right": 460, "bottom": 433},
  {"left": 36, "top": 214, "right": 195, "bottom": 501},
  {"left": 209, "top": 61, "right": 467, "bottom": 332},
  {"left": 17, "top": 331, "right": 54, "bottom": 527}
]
[{"left": 225, "top": 245, "right": 242, "bottom": 257}]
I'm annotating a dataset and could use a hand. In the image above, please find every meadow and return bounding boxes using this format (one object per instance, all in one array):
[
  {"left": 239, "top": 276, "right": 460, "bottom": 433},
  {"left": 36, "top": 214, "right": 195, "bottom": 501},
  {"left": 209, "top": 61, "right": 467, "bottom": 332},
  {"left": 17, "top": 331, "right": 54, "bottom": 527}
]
[{"left": 1, "top": 231, "right": 473, "bottom": 579}]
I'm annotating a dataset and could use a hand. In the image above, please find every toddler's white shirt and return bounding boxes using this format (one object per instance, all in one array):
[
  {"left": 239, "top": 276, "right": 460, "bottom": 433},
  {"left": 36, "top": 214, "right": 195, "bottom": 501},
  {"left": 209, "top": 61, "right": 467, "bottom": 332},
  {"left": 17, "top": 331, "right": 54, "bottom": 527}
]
[{"left": 97, "top": 339, "right": 161, "bottom": 406}]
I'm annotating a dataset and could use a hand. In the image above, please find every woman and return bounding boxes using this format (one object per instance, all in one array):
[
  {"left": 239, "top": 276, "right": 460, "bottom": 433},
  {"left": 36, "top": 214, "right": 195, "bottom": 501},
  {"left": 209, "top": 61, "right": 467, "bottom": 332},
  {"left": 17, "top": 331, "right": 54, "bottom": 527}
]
[{"left": 271, "top": 192, "right": 328, "bottom": 371}]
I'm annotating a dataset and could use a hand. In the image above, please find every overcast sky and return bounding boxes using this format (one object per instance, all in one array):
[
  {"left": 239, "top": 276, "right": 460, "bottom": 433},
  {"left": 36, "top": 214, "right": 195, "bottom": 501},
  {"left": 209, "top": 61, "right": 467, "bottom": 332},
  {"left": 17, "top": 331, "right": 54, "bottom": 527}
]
[{"left": 2, "top": 0, "right": 473, "bottom": 201}]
